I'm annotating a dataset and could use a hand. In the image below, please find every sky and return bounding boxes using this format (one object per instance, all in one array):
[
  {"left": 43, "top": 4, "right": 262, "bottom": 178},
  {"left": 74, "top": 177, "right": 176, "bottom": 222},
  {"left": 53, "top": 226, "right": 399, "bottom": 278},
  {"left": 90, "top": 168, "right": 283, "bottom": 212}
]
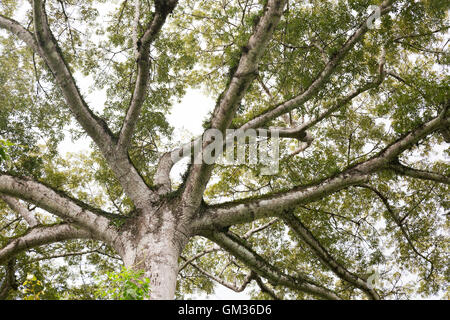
[{"left": 59, "top": 77, "right": 215, "bottom": 155}]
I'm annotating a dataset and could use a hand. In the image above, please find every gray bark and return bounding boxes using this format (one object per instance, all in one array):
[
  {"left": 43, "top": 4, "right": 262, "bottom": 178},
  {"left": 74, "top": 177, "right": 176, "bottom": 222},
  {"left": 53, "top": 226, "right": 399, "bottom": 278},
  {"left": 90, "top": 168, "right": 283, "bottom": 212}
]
[{"left": 113, "top": 203, "right": 190, "bottom": 299}]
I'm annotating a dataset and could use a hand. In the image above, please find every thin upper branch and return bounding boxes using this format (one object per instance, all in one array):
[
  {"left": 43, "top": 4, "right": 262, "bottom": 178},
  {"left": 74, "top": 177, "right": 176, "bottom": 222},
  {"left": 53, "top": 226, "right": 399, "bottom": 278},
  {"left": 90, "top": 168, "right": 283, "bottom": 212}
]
[
  {"left": 209, "top": 0, "right": 288, "bottom": 132},
  {"left": 237, "top": 0, "right": 394, "bottom": 132},
  {"left": 254, "top": 275, "right": 282, "bottom": 300},
  {"left": 243, "top": 218, "right": 278, "bottom": 239},
  {"left": 180, "top": 255, "right": 253, "bottom": 293},
  {"left": 160, "top": 75, "right": 382, "bottom": 173},
  {"left": 0, "top": 259, "right": 17, "bottom": 299},
  {"left": 357, "top": 184, "right": 435, "bottom": 278},
  {"left": 157, "top": 13, "right": 388, "bottom": 195},
  {"left": 154, "top": 151, "right": 174, "bottom": 194},
  {"left": 388, "top": 162, "right": 450, "bottom": 185}
]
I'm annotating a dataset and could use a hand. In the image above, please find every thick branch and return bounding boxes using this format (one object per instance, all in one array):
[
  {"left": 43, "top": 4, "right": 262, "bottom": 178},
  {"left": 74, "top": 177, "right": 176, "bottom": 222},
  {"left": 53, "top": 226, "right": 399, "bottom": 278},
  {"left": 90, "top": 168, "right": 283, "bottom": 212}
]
[
  {"left": 0, "top": 224, "right": 92, "bottom": 265},
  {"left": 154, "top": 152, "right": 174, "bottom": 194},
  {"left": 164, "top": 81, "right": 362, "bottom": 165},
  {"left": 388, "top": 162, "right": 450, "bottom": 185},
  {"left": 210, "top": 0, "right": 288, "bottom": 131},
  {"left": 194, "top": 109, "right": 448, "bottom": 230},
  {"left": 0, "top": 15, "right": 39, "bottom": 52},
  {"left": 237, "top": 0, "right": 394, "bottom": 132},
  {"left": 243, "top": 219, "right": 278, "bottom": 239},
  {"left": 0, "top": 174, "right": 120, "bottom": 244},
  {"left": 202, "top": 230, "right": 341, "bottom": 300},
  {"left": 282, "top": 212, "right": 380, "bottom": 300},
  {"left": 178, "top": 247, "right": 219, "bottom": 273},
  {"left": 159, "top": 48, "right": 386, "bottom": 192},
  {"left": 357, "top": 184, "right": 435, "bottom": 278}
]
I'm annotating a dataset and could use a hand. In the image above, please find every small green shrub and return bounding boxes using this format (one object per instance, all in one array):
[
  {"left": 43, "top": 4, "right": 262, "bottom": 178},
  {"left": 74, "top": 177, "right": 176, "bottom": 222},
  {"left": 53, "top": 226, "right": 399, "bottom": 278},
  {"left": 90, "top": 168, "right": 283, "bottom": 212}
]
[{"left": 95, "top": 267, "right": 151, "bottom": 300}]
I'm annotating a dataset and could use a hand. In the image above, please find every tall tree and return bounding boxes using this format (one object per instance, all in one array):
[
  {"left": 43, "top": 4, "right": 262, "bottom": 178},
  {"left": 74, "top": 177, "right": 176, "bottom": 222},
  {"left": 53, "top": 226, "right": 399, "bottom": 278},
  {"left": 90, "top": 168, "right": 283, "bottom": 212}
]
[{"left": 0, "top": 0, "right": 448, "bottom": 300}]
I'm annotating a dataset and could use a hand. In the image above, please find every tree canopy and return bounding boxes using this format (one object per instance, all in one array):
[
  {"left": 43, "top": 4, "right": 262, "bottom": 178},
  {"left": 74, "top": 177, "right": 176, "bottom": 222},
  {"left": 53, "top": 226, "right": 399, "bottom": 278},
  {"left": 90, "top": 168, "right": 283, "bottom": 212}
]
[{"left": 0, "top": 0, "right": 449, "bottom": 300}]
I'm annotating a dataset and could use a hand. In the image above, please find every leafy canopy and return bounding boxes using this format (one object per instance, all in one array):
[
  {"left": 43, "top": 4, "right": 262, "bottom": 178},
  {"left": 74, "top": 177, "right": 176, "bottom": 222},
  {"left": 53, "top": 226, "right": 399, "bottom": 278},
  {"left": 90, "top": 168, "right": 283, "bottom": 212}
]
[{"left": 0, "top": 0, "right": 449, "bottom": 299}]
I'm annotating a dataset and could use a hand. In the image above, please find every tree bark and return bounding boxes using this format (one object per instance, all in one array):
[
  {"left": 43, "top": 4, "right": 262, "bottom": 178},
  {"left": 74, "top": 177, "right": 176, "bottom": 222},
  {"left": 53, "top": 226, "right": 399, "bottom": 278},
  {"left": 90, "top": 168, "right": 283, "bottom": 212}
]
[{"left": 113, "top": 203, "right": 190, "bottom": 300}]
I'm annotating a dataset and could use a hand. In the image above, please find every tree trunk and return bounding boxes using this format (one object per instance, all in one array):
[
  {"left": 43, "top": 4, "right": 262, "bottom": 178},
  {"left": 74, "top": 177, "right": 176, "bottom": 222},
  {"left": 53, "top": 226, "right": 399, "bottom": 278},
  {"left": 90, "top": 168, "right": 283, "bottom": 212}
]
[{"left": 114, "top": 202, "right": 190, "bottom": 300}]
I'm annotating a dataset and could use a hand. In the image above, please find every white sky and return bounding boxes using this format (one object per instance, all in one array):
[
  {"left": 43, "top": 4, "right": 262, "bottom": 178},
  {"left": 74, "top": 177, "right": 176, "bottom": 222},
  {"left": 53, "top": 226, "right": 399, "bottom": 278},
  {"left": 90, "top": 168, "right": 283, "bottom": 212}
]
[{"left": 59, "top": 76, "right": 215, "bottom": 155}]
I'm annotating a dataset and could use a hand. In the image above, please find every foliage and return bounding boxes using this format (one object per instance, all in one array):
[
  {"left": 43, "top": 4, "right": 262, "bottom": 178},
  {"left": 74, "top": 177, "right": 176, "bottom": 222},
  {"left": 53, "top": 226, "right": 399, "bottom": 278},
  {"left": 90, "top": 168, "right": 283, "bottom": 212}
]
[
  {"left": 21, "top": 274, "right": 45, "bottom": 300},
  {"left": 0, "top": 139, "right": 12, "bottom": 164},
  {"left": 94, "top": 267, "right": 151, "bottom": 300}
]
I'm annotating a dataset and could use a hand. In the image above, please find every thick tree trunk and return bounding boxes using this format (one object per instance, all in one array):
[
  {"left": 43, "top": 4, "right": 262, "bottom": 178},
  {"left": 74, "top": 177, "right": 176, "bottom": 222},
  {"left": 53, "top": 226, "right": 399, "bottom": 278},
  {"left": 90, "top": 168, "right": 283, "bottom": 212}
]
[
  {"left": 133, "top": 244, "right": 180, "bottom": 300},
  {"left": 114, "top": 202, "right": 190, "bottom": 300}
]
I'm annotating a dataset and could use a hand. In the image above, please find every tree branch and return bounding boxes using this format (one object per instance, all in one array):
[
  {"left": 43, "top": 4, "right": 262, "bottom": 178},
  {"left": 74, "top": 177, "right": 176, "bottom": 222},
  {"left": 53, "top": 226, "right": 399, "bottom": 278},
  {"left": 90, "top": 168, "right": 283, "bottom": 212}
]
[
  {"left": 0, "top": 174, "right": 120, "bottom": 244},
  {"left": 32, "top": 0, "right": 115, "bottom": 150},
  {"left": 388, "top": 162, "right": 450, "bottom": 185},
  {"left": 159, "top": 41, "right": 386, "bottom": 192},
  {"left": 0, "top": 224, "right": 93, "bottom": 265},
  {"left": 236, "top": 0, "right": 394, "bottom": 132},
  {"left": 281, "top": 212, "right": 380, "bottom": 299},
  {"left": 0, "top": 14, "right": 39, "bottom": 52},
  {"left": 28, "top": 0, "right": 158, "bottom": 207},
  {"left": 202, "top": 230, "right": 342, "bottom": 300},
  {"left": 0, "top": 195, "right": 39, "bottom": 227},
  {"left": 180, "top": 0, "right": 288, "bottom": 214},
  {"left": 154, "top": 151, "right": 174, "bottom": 194},
  {"left": 117, "top": 0, "right": 178, "bottom": 151},
  {"left": 0, "top": 259, "right": 17, "bottom": 300},
  {"left": 193, "top": 108, "right": 448, "bottom": 231}
]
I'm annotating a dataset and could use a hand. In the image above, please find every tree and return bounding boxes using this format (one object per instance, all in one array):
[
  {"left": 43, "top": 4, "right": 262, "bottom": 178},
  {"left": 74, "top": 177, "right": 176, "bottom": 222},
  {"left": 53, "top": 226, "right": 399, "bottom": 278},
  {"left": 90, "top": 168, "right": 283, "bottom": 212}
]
[{"left": 0, "top": 0, "right": 448, "bottom": 300}]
